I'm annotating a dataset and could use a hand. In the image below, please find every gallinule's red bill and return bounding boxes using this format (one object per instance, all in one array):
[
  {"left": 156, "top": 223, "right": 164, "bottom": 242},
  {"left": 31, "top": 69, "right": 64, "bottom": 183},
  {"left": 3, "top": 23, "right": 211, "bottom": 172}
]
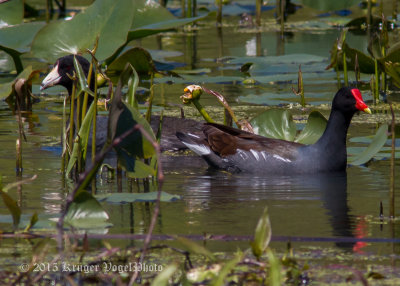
[
  {"left": 176, "top": 87, "right": 371, "bottom": 173},
  {"left": 40, "top": 54, "right": 203, "bottom": 151}
]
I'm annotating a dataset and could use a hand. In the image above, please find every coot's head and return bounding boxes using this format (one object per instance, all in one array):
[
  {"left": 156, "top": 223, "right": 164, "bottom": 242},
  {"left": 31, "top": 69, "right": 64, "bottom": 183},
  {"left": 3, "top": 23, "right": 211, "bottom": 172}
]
[
  {"left": 40, "top": 54, "right": 92, "bottom": 95},
  {"left": 332, "top": 87, "right": 371, "bottom": 116}
]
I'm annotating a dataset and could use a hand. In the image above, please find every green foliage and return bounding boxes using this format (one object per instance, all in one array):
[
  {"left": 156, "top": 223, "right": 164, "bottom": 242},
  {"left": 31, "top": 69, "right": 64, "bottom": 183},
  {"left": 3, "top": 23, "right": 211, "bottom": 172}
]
[
  {"left": 348, "top": 124, "right": 389, "bottom": 166},
  {"left": 0, "top": 190, "right": 21, "bottom": 229},
  {"left": 251, "top": 207, "right": 272, "bottom": 260},
  {"left": 0, "top": 0, "right": 24, "bottom": 25},
  {"left": 66, "top": 102, "right": 95, "bottom": 177},
  {"left": 64, "top": 190, "right": 111, "bottom": 229},
  {"left": 250, "top": 109, "right": 297, "bottom": 141},
  {"left": 210, "top": 252, "right": 243, "bottom": 286},
  {"left": 31, "top": 0, "right": 134, "bottom": 62},
  {"left": 295, "top": 111, "right": 328, "bottom": 144},
  {"left": 96, "top": 192, "right": 180, "bottom": 203},
  {"left": 151, "top": 264, "right": 178, "bottom": 286},
  {"left": 176, "top": 237, "right": 216, "bottom": 261},
  {"left": 108, "top": 64, "right": 156, "bottom": 172}
]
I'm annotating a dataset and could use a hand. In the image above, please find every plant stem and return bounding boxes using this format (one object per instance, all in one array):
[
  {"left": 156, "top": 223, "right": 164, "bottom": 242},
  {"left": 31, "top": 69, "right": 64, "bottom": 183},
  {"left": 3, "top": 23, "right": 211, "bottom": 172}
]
[
  {"left": 81, "top": 61, "right": 94, "bottom": 122},
  {"left": 256, "top": 0, "right": 262, "bottom": 27},
  {"left": 343, "top": 51, "right": 348, "bottom": 86},
  {"left": 68, "top": 81, "right": 77, "bottom": 161},
  {"left": 389, "top": 104, "right": 395, "bottom": 218},
  {"left": 217, "top": 0, "right": 222, "bottom": 25},
  {"left": 192, "top": 99, "right": 215, "bottom": 123},
  {"left": 145, "top": 73, "right": 155, "bottom": 123},
  {"left": 374, "top": 59, "right": 379, "bottom": 103}
]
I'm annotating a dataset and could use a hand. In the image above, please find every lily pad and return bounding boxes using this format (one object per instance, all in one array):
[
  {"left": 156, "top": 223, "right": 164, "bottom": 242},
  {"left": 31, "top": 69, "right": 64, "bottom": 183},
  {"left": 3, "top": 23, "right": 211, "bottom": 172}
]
[
  {"left": 348, "top": 124, "right": 388, "bottom": 166},
  {"left": 295, "top": 111, "right": 327, "bottom": 144},
  {"left": 31, "top": 0, "right": 134, "bottom": 62},
  {"left": 64, "top": 190, "right": 110, "bottom": 229},
  {"left": 250, "top": 109, "right": 296, "bottom": 141},
  {"left": 128, "top": 0, "right": 207, "bottom": 40},
  {"left": 95, "top": 191, "right": 181, "bottom": 203},
  {"left": 0, "top": 0, "right": 23, "bottom": 27},
  {"left": 106, "top": 47, "right": 156, "bottom": 76}
]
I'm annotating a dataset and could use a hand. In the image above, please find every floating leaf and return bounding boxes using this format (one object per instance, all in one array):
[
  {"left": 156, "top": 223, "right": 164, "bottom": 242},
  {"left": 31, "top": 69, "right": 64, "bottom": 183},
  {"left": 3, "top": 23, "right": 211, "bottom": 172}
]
[
  {"left": 64, "top": 190, "right": 110, "bottom": 229},
  {"left": 251, "top": 207, "right": 271, "bottom": 259},
  {"left": 31, "top": 0, "right": 134, "bottom": 62},
  {"left": 128, "top": 0, "right": 206, "bottom": 40},
  {"left": 106, "top": 47, "right": 156, "bottom": 76},
  {"left": 251, "top": 109, "right": 296, "bottom": 141},
  {"left": 0, "top": 0, "right": 23, "bottom": 26},
  {"left": 295, "top": 111, "right": 327, "bottom": 144},
  {"left": 349, "top": 124, "right": 388, "bottom": 166},
  {"left": 0, "top": 190, "right": 21, "bottom": 229},
  {"left": 176, "top": 236, "right": 216, "bottom": 261},
  {"left": 95, "top": 192, "right": 180, "bottom": 203}
]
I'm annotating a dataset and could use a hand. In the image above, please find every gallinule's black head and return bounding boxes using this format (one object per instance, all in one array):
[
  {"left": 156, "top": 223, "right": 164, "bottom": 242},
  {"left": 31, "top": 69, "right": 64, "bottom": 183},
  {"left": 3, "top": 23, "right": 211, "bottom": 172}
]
[
  {"left": 177, "top": 87, "right": 371, "bottom": 174},
  {"left": 40, "top": 54, "right": 94, "bottom": 95}
]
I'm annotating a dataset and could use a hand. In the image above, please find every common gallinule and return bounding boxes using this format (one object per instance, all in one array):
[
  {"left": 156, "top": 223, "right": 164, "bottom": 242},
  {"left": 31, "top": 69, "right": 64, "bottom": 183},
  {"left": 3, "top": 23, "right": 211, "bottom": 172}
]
[
  {"left": 40, "top": 54, "right": 203, "bottom": 151},
  {"left": 176, "top": 87, "right": 371, "bottom": 173}
]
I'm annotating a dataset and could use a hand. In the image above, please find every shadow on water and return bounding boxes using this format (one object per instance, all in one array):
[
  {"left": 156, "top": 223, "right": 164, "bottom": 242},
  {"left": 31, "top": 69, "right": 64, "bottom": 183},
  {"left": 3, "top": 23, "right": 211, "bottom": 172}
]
[{"left": 168, "top": 160, "right": 356, "bottom": 250}]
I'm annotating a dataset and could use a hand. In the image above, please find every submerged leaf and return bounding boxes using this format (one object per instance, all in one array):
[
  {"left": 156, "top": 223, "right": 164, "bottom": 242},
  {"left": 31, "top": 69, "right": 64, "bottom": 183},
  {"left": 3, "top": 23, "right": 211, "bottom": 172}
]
[
  {"left": 251, "top": 109, "right": 296, "bottom": 141},
  {"left": 349, "top": 124, "right": 388, "bottom": 166},
  {"left": 295, "top": 111, "right": 327, "bottom": 145}
]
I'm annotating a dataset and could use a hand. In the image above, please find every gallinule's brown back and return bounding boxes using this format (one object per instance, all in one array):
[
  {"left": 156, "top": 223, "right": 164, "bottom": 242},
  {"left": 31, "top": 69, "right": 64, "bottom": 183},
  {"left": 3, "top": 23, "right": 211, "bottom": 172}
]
[
  {"left": 176, "top": 87, "right": 371, "bottom": 173},
  {"left": 40, "top": 54, "right": 203, "bottom": 151}
]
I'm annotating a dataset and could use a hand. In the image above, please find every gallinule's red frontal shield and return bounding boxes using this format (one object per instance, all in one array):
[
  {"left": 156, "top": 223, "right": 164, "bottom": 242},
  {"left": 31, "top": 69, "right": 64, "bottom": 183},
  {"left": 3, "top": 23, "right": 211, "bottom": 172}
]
[{"left": 177, "top": 87, "right": 371, "bottom": 174}]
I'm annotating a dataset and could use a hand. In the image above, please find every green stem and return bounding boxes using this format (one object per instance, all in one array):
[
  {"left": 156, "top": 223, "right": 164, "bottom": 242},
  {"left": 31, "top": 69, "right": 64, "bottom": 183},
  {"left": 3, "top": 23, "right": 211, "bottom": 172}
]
[
  {"left": 256, "top": 0, "right": 262, "bottom": 27},
  {"left": 192, "top": 99, "right": 215, "bottom": 123},
  {"left": 145, "top": 73, "right": 154, "bottom": 123},
  {"left": 68, "top": 82, "right": 76, "bottom": 160},
  {"left": 81, "top": 61, "right": 94, "bottom": 122},
  {"left": 343, "top": 51, "right": 348, "bottom": 86},
  {"left": 374, "top": 59, "right": 379, "bottom": 103}
]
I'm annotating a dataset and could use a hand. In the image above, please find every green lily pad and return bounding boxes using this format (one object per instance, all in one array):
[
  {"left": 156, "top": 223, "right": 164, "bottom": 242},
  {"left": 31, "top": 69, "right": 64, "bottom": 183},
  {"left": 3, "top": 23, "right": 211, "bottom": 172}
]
[
  {"left": 0, "top": 0, "right": 23, "bottom": 26},
  {"left": 31, "top": 0, "right": 134, "bottom": 62},
  {"left": 348, "top": 124, "right": 388, "bottom": 166},
  {"left": 95, "top": 191, "right": 181, "bottom": 203},
  {"left": 64, "top": 190, "right": 110, "bottom": 229},
  {"left": 0, "top": 65, "right": 32, "bottom": 100},
  {"left": 106, "top": 47, "right": 156, "bottom": 76},
  {"left": 129, "top": 0, "right": 207, "bottom": 40},
  {"left": 295, "top": 111, "right": 327, "bottom": 144},
  {"left": 300, "top": 0, "right": 359, "bottom": 10},
  {"left": 250, "top": 109, "right": 296, "bottom": 141}
]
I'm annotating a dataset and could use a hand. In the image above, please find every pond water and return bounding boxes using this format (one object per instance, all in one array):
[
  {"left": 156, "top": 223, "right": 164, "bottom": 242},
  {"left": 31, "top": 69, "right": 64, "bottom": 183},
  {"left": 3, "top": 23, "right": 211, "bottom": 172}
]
[{"left": 0, "top": 0, "right": 400, "bottom": 275}]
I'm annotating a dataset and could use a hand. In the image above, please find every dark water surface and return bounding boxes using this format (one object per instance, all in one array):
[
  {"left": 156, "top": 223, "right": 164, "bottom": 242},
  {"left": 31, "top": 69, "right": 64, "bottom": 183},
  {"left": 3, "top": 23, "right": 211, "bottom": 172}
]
[{"left": 0, "top": 3, "right": 399, "bottom": 269}]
